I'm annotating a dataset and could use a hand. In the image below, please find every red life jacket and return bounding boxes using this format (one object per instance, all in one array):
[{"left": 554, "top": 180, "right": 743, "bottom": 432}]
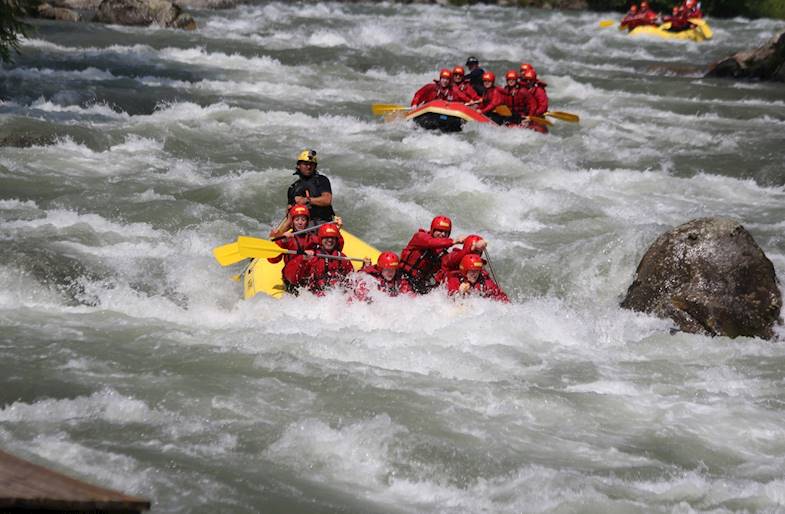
[
  {"left": 305, "top": 248, "right": 354, "bottom": 293},
  {"left": 411, "top": 81, "right": 452, "bottom": 106},
  {"left": 450, "top": 81, "right": 480, "bottom": 102},
  {"left": 527, "top": 82, "right": 549, "bottom": 116},
  {"left": 400, "top": 229, "right": 454, "bottom": 293},
  {"left": 504, "top": 84, "right": 537, "bottom": 117},
  {"left": 361, "top": 265, "right": 413, "bottom": 297},
  {"left": 479, "top": 86, "right": 510, "bottom": 115},
  {"left": 445, "top": 270, "right": 509, "bottom": 303}
]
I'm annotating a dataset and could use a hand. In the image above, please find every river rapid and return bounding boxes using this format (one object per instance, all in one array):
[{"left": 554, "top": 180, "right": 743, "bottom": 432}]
[{"left": 2, "top": 2, "right": 785, "bottom": 512}]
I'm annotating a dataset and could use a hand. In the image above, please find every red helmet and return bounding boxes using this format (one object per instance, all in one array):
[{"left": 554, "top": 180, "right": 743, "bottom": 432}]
[
  {"left": 520, "top": 63, "right": 533, "bottom": 73},
  {"left": 523, "top": 68, "right": 537, "bottom": 81},
  {"left": 459, "top": 254, "right": 484, "bottom": 276},
  {"left": 318, "top": 223, "right": 340, "bottom": 241},
  {"left": 481, "top": 71, "right": 495, "bottom": 84},
  {"left": 377, "top": 251, "right": 400, "bottom": 270},
  {"left": 452, "top": 66, "right": 465, "bottom": 76},
  {"left": 430, "top": 215, "right": 452, "bottom": 234},
  {"left": 439, "top": 68, "right": 451, "bottom": 79},
  {"left": 629, "top": 4, "right": 638, "bottom": 12},
  {"left": 685, "top": 0, "right": 696, "bottom": 7},
  {"left": 505, "top": 70, "right": 518, "bottom": 81},
  {"left": 462, "top": 234, "right": 483, "bottom": 253},
  {"left": 289, "top": 205, "right": 310, "bottom": 219},
  {"left": 640, "top": 1, "right": 649, "bottom": 8}
]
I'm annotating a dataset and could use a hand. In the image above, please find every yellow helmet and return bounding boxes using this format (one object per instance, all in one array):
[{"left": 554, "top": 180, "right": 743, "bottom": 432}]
[{"left": 296, "top": 149, "right": 318, "bottom": 164}]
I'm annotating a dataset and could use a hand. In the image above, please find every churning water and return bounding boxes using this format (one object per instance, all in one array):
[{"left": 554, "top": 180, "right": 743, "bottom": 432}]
[{"left": 2, "top": 2, "right": 785, "bottom": 512}]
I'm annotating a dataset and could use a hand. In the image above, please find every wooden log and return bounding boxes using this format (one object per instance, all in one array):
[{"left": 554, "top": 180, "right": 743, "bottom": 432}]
[{"left": 0, "top": 448, "right": 150, "bottom": 512}]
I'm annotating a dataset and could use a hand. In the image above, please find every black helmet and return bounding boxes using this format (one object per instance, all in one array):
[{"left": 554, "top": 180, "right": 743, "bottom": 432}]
[{"left": 465, "top": 56, "right": 479, "bottom": 66}]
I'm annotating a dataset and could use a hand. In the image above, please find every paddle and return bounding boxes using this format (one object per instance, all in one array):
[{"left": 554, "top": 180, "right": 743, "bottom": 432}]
[
  {"left": 483, "top": 249, "right": 501, "bottom": 289},
  {"left": 271, "top": 224, "right": 320, "bottom": 241},
  {"left": 237, "top": 236, "right": 368, "bottom": 263},
  {"left": 527, "top": 115, "right": 553, "bottom": 127},
  {"left": 213, "top": 242, "right": 244, "bottom": 266},
  {"left": 372, "top": 103, "right": 410, "bottom": 116},
  {"left": 545, "top": 111, "right": 580, "bottom": 123},
  {"left": 599, "top": 19, "right": 616, "bottom": 28}
]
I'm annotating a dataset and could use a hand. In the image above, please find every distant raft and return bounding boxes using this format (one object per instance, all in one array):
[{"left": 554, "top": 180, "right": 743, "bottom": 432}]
[
  {"left": 405, "top": 100, "right": 492, "bottom": 132},
  {"left": 628, "top": 19, "right": 713, "bottom": 42}
]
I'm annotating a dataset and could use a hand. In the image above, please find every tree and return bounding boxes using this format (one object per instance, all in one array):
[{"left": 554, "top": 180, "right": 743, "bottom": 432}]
[{"left": 0, "top": 0, "right": 34, "bottom": 63}]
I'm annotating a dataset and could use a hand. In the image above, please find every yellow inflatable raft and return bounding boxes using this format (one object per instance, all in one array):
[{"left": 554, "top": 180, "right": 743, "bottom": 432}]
[
  {"left": 242, "top": 230, "right": 380, "bottom": 299},
  {"left": 629, "top": 18, "right": 713, "bottom": 42}
]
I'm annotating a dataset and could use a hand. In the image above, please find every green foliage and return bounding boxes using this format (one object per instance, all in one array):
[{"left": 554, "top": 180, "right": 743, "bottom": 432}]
[
  {"left": 588, "top": 0, "right": 785, "bottom": 18},
  {"left": 0, "top": 0, "right": 34, "bottom": 62}
]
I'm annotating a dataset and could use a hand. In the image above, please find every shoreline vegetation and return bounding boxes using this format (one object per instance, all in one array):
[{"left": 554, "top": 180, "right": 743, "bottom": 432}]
[{"left": 1, "top": 0, "right": 783, "bottom": 64}]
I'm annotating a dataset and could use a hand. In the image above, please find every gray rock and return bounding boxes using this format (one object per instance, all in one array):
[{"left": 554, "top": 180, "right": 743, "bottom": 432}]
[
  {"left": 95, "top": 0, "right": 196, "bottom": 29},
  {"left": 706, "top": 30, "right": 785, "bottom": 82},
  {"left": 621, "top": 218, "right": 782, "bottom": 340},
  {"left": 36, "top": 3, "right": 81, "bottom": 21}
]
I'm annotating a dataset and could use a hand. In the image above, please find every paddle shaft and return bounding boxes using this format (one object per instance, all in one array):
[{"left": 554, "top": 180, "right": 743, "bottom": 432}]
[
  {"left": 271, "top": 225, "right": 320, "bottom": 241},
  {"left": 281, "top": 249, "right": 366, "bottom": 263}
]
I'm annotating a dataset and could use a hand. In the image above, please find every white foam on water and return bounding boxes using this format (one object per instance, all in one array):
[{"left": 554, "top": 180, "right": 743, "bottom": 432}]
[{"left": 0, "top": 388, "right": 160, "bottom": 425}]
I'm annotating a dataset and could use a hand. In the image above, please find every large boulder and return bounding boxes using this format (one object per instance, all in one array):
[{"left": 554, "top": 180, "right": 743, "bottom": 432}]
[
  {"left": 95, "top": 0, "right": 196, "bottom": 29},
  {"left": 36, "top": 3, "right": 81, "bottom": 21},
  {"left": 621, "top": 218, "right": 782, "bottom": 339},
  {"left": 706, "top": 30, "right": 785, "bottom": 82}
]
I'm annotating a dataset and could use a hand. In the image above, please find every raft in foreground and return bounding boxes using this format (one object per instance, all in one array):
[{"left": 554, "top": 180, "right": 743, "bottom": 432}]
[
  {"left": 242, "top": 230, "right": 381, "bottom": 299},
  {"left": 0, "top": 448, "right": 150, "bottom": 512}
]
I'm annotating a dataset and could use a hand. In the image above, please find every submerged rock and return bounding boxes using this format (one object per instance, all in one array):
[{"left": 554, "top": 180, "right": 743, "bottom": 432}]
[
  {"left": 706, "top": 30, "right": 785, "bottom": 82},
  {"left": 0, "top": 132, "right": 58, "bottom": 148},
  {"left": 621, "top": 218, "right": 782, "bottom": 340},
  {"left": 95, "top": 0, "right": 196, "bottom": 29}
]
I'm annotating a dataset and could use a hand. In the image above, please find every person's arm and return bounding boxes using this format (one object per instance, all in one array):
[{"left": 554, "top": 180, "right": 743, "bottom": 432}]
[
  {"left": 411, "top": 231, "right": 455, "bottom": 250},
  {"left": 307, "top": 192, "right": 332, "bottom": 207}
]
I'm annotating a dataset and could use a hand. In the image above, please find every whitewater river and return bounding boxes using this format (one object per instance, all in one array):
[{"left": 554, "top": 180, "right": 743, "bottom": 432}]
[{"left": 2, "top": 2, "right": 785, "bottom": 512}]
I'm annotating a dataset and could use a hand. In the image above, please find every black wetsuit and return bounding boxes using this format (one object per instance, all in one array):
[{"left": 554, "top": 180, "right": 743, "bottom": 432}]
[
  {"left": 466, "top": 66, "right": 486, "bottom": 96},
  {"left": 287, "top": 171, "right": 335, "bottom": 223}
]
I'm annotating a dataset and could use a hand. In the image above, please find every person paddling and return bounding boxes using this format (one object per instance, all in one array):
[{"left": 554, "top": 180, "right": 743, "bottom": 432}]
[
  {"left": 620, "top": 4, "right": 639, "bottom": 29},
  {"left": 304, "top": 223, "right": 354, "bottom": 295},
  {"left": 359, "top": 252, "right": 414, "bottom": 298},
  {"left": 520, "top": 68, "right": 549, "bottom": 133},
  {"left": 503, "top": 70, "right": 536, "bottom": 125},
  {"left": 411, "top": 69, "right": 453, "bottom": 107},
  {"left": 400, "top": 216, "right": 463, "bottom": 294},
  {"left": 446, "top": 254, "right": 509, "bottom": 303},
  {"left": 450, "top": 66, "right": 480, "bottom": 103},
  {"left": 472, "top": 72, "right": 511, "bottom": 125},
  {"left": 277, "top": 149, "right": 335, "bottom": 235}
]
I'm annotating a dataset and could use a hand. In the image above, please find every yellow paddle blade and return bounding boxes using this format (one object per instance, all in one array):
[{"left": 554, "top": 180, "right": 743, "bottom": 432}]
[
  {"left": 371, "top": 103, "right": 409, "bottom": 116},
  {"left": 528, "top": 116, "right": 553, "bottom": 127},
  {"left": 545, "top": 111, "right": 580, "bottom": 123},
  {"left": 659, "top": 21, "right": 672, "bottom": 30},
  {"left": 493, "top": 105, "right": 513, "bottom": 117},
  {"left": 213, "top": 242, "right": 245, "bottom": 267},
  {"left": 599, "top": 19, "right": 616, "bottom": 28},
  {"left": 688, "top": 18, "right": 712, "bottom": 39},
  {"left": 236, "top": 236, "right": 287, "bottom": 259}
]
